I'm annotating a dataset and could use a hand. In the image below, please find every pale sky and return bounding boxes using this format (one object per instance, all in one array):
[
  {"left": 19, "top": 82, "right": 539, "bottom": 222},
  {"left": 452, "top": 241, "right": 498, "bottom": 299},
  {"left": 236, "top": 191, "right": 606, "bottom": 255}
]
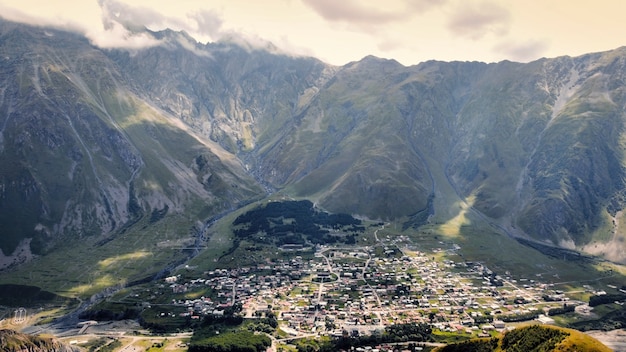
[{"left": 0, "top": 0, "right": 624, "bottom": 66}]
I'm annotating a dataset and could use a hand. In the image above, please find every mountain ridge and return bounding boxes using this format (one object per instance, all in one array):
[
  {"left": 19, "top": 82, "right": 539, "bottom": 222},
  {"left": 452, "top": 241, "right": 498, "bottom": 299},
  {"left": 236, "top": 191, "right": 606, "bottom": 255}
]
[{"left": 2, "top": 18, "right": 626, "bottom": 271}]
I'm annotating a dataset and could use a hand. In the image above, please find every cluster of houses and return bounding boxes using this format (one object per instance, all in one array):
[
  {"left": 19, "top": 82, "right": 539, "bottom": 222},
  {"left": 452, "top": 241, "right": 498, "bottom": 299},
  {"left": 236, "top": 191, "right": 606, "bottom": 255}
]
[
  {"left": 163, "top": 258, "right": 307, "bottom": 318},
  {"left": 161, "top": 242, "right": 589, "bottom": 339}
]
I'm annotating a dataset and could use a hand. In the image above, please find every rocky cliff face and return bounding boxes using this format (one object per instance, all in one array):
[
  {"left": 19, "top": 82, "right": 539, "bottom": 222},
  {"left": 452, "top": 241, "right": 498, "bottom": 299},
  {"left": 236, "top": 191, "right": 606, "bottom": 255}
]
[{"left": 2, "top": 18, "right": 626, "bottom": 264}]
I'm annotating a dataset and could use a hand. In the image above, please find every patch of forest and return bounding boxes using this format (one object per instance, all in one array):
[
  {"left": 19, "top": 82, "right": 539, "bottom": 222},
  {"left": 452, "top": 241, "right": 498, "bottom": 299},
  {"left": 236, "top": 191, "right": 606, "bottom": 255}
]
[
  {"left": 0, "top": 284, "right": 78, "bottom": 307},
  {"left": 232, "top": 200, "right": 364, "bottom": 246},
  {"left": 570, "top": 304, "right": 626, "bottom": 331},
  {"left": 295, "top": 322, "right": 433, "bottom": 352},
  {"left": 565, "top": 293, "right": 626, "bottom": 331}
]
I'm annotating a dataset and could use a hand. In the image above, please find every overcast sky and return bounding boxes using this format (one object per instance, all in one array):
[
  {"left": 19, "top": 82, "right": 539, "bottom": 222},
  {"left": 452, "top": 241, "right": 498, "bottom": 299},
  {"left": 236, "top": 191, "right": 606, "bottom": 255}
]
[{"left": 0, "top": 0, "right": 624, "bottom": 66}]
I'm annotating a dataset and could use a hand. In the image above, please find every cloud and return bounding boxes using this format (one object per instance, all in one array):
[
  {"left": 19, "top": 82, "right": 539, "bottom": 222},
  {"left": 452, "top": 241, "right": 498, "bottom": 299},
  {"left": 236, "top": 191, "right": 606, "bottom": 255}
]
[
  {"left": 494, "top": 39, "right": 550, "bottom": 62},
  {"left": 377, "top": 38, "right": 404, "bottom": 52},
  {"left": 0, "top": 0, "right": 304, "bottom": 58},
  {"left": 190, "top": 9, "right": 223, "bottom": 38},
  {"left": 0, "top": 0, "right": 163, "bottom": 49},
  {"left": 301, "top": 0, "right": 403, "bottom": 24},
  {"left": 0, "top": 1, "right": 93, "bottom": 34},
  {"left": 448, "top": 1, "right": 511, "bottom": 40},
  {"left": 87, "top": 21, "right": 162, "bottom": 49},
  {"left": 300, "top": 0, "right": 445, "bottom": 30},
  {"left": 98, "top": 0, "right": 224, "bottom": 42},
  {"left": 406, "top": 0, "right": 448, "bottom": 12},
  {"left": 99, "top": 0, "right": 170, "bottom": 31}
]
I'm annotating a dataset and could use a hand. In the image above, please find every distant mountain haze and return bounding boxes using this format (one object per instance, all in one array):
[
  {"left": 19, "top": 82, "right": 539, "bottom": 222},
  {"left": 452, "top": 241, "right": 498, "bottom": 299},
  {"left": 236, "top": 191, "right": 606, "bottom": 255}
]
[{"left": 1, "top": 18, "right": 626, "bottom": 267}]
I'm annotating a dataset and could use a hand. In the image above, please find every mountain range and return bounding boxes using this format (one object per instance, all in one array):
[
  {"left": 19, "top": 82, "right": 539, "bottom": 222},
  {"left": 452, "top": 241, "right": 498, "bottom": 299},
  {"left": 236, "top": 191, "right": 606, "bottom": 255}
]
[{"left": 1, "top": 18, "right": 626, "bottom": 271}]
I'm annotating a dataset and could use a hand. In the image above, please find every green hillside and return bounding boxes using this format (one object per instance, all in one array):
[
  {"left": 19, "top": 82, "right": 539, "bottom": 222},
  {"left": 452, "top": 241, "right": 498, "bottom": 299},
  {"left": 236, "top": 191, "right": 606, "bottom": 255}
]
[{"left": 434, "top": 325, "right": 611, "bottom": 352}]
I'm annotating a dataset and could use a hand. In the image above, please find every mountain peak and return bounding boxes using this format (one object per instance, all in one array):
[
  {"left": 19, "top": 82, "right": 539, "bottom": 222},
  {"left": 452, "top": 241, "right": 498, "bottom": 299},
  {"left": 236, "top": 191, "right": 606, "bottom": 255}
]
[{"left": 347, "top": 54, "right": 403, "bottom": 67}]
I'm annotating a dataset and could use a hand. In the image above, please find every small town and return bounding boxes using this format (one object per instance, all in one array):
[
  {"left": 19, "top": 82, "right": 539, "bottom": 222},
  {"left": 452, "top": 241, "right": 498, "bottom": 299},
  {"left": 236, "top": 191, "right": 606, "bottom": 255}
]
[
  {"left": 159, "top": 235, "right": 599, "bottom": 342},
  {"left": 4, "top": 227, "right": 620, "bottom": 352}
]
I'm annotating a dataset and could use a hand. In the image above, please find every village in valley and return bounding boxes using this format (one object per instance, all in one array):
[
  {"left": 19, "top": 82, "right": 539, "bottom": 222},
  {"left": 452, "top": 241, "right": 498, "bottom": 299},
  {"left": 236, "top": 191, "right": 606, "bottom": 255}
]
[
  {"left": 155, "top": 230, "right": 605, "bottom": 342},
  {"left": 36, "top": 198, "right": 621, "bottom": 350},
  {"left": 5, "top": 217, "right": 623, "bottom": 352}
]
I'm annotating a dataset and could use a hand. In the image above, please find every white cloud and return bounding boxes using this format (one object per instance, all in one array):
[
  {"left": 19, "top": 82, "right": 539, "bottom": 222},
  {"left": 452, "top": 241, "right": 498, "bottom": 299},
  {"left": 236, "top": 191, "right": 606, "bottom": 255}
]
[
  {"left": 301, "top": 0, "right": 446, "bottom": 32},
  {"left": 99, "top": 0, "right": 224, "bottom": 38},
  {"left": 447, "top": 1, "right": 511, "bottom": 40},
  {"left": 494, "top": 39, "right": 550, "bottom": 62},
  {"left": 301, "top": 0, "right": 407, "bottom": 24},
  {"left": 0, "top": 0, "right": 163, "bottom": 49},
  {"left": 88, "top": 20, "right": 161, "bottom": 49},
  {"left": 0, "top": 1, "right": 98, "bottom": 34},
  {"left": 0, "top": 0, "right": 624, "bottom": 66},
  {"left": 190, "top": 9, "right": 224, "bottom": 37}
]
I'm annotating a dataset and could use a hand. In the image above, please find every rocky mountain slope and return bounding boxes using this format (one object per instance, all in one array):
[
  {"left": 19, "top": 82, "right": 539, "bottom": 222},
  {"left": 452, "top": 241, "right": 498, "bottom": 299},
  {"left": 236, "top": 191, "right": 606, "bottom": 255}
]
[
  {"left": 1, "top": 18, "right": 626, "bottom": 267},
  {"left": 0, "top": 21, "right": 265, "bottom": 265}
]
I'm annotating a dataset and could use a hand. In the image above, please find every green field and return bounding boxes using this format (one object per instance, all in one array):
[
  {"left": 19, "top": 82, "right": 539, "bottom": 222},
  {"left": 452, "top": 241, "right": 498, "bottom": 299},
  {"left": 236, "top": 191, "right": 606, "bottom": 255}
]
[{"left": 0, "top": 213, "right": 199, "bottom": 299}]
